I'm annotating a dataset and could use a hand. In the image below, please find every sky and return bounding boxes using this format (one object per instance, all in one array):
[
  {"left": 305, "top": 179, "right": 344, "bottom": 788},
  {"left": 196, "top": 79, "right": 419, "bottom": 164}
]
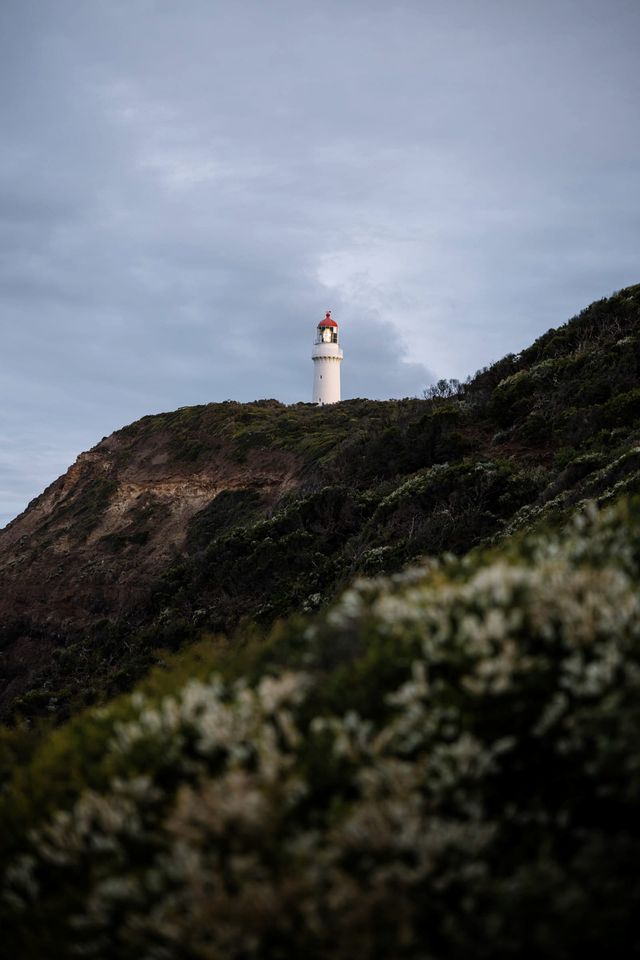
[{"left": 1, "top": 0, "right": 639, "bottom": 526}]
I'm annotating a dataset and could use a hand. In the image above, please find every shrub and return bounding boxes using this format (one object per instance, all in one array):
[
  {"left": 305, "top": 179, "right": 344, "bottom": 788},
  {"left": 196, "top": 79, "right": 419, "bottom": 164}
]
[{"left": 3, "top": 499, "right": 640, "bottom": 958}]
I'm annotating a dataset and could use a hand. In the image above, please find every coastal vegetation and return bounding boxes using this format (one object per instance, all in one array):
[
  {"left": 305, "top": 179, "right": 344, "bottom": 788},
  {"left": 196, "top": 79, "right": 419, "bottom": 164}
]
[
  {"left": 4, "top": 284, "right": 640, "bottom": 723},
  {"left": 1, "top": 284, "right": 640, "bottom": 955},
  {"left": 2, "top": 497, "right": 640, "bottom": 956}
]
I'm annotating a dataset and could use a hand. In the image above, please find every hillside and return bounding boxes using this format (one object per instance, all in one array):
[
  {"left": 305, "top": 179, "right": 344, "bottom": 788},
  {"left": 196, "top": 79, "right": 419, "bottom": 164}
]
[
  {"left": 2, "top": 497, "right": 639, "bottom": 958},
  {"left": 2, "top": 283, "right": 640, "bottom": 957},
  {"left": 1, "top": 283, "right": 640, "bottom": 722}
]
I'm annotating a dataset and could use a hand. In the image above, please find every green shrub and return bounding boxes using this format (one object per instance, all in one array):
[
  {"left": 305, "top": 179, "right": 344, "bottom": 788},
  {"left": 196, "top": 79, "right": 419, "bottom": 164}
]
[
  {"left": 4, "top": 499, "right": 640, "bottom": 958},
  {"left": 599, "top": 387, "right": 640, "bottom": 428}
]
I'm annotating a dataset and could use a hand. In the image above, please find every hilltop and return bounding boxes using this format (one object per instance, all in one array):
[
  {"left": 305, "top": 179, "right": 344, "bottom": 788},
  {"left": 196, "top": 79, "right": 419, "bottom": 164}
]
[
  {"left": 1, "top": 284, "right": 640, "bottom": 722},
  {"left": 2, "top": 283, "right": 640, "bottom": 958}
]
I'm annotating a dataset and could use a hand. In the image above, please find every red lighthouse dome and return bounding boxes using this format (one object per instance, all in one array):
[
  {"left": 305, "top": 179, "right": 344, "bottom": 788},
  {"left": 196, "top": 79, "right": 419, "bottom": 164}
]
[{"left": 318, "top": 310, "right": 338, "bottom": 328}]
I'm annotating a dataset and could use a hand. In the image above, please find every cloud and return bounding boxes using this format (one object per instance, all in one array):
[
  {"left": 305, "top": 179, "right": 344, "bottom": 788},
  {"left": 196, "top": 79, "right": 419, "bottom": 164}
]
[{"left": 0, "top": 0, "right": 639, "bottom": 522}]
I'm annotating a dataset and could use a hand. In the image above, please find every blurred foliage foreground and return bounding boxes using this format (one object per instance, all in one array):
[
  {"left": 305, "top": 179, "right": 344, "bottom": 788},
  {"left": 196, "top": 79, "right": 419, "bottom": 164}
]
[{"left": 2, "top": 497, "right": 640, "bottom": 958}]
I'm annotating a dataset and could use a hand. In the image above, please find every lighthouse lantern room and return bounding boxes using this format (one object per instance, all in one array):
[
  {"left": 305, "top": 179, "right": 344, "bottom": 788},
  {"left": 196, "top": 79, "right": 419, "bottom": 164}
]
[{"left": 312, "top": 311, "right": 343, "bottom": 404}]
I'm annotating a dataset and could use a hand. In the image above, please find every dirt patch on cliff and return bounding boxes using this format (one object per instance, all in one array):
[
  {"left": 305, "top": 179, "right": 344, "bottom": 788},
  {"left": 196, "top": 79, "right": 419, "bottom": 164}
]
[{"left": 0, "top": 426, "right": 305, "bottom": 715}]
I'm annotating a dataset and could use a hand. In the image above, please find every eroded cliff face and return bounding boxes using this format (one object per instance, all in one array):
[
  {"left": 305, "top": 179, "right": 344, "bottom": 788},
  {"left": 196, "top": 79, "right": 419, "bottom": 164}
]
[
  {"left": 0, "top": 442, "right": 301, "bottom": 621},
  {"left": 0, "top": 418, "right": 305, "bottom": 712}
]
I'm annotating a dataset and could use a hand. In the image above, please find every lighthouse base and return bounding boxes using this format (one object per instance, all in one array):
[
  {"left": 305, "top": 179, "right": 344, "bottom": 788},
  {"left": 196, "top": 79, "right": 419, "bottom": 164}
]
[{"left": 312, "top": 355, "right": 342, "bottom": 404}]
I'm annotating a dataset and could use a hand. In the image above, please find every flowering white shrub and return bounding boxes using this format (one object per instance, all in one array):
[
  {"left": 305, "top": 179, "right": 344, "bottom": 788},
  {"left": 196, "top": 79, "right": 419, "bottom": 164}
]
[{"left": 3, "top": 499, "right": 640, "bottom": 958}]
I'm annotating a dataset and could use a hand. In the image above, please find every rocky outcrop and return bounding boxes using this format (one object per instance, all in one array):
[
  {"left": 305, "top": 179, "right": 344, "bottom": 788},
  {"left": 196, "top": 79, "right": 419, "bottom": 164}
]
[
  {"left": 0, "top": 433, "right": 301, "bottom": 626},
  {"left": 0, "top": 415, "right": 304, "bottom": 713}
]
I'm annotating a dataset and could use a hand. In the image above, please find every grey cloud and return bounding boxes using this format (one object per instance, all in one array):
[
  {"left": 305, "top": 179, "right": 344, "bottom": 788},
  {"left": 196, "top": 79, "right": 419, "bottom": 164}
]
[{"left": 1, "top": 0, "right": 639, "bottom": 522}]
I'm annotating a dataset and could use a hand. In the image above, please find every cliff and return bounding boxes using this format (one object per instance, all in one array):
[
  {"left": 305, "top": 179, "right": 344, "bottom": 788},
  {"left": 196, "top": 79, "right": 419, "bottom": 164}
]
[
  {"left": 1, "top": 284, "right": 640, "bottom": 720},
  {"left": 2, "top": 283, "right": 640, "bottom": 957}
]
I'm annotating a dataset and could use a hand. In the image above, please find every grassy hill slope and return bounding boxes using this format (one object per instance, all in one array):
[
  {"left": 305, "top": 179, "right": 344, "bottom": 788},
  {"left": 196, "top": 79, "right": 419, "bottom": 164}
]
[
  {"left": 2, "top": 496, "right": 639, "bottom": 958},
  {"left": 1, "top": 283, "right": 640, "bottom": 724},
  {"left": 2, "top": 284, "right": 640, "bottom": 956}
]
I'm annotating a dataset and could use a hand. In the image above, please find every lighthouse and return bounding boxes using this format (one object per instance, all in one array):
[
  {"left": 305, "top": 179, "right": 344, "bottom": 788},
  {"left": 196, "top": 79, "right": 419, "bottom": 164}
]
[{"left": 312, "top": 311, "right": 343, "bottom": 404}]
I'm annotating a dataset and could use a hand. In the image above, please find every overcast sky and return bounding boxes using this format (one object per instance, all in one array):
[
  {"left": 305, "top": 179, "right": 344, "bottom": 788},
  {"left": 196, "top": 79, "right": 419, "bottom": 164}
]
[{"left": 1, "top": 0, "right": 639, "bottom": 525}]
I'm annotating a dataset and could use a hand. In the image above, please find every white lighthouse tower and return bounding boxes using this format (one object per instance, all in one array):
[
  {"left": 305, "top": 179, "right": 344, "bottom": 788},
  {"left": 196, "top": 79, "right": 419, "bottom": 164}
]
[{"left": 312, "top": 311, "right": 343, "bottom": 405}]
